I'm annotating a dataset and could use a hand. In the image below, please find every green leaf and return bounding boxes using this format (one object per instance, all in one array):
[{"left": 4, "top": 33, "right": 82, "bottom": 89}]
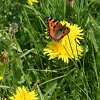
[
  {"left": 44, "top": 81, "right": 57, "bottom": 99},
  {"left": 88, "top": 29, "right": 98, "bottom": 53},
  {"left": 0, "top": 62, "right": 5, "bottom": 76}
]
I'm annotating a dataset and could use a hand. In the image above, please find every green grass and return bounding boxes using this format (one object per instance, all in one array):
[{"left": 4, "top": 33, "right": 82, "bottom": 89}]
[{"left": 0, "top": 0, "right": 100, "bottom": 99}]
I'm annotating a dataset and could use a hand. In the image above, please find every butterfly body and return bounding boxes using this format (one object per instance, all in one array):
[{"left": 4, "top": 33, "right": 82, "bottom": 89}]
[{"left": 47, "top": 17, "right": 70, "bottom": 41}]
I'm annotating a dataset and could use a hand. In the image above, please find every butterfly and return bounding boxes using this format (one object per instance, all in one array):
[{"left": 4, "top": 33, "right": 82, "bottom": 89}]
[{"left": 47, "top": 17, "right": 70, "bottom": 41}]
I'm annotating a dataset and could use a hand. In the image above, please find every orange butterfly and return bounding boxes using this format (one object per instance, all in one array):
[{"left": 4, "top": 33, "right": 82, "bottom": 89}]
[{"left": 47, "top": 17, "right": 70, "bottom": 41}]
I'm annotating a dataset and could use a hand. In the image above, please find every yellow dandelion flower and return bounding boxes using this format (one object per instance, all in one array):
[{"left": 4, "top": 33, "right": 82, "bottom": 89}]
[
  {"left": 9, "top": 86, "right": 38, "bottom": 100},
  {"left": 0, "top": 76, "right": 3, "bottom": 80},
  {"left": 44, "top": 20, "right": 84, "bottom": 63},
  {"left": 27, "top": 0, "right": 38, "bottom": 6}
]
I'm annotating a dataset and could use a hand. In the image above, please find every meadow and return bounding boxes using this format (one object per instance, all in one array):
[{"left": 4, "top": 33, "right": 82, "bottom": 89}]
[{"left": 0, "top": 0, "right": 100, "bottom": 100}]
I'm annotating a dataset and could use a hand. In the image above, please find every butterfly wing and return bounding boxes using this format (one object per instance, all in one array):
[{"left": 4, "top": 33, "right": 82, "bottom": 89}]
[
  {"left": 47, "top": 17, "right": 70, "bottom": 41},
  {"left": 53, "top": 24, "right": 67, "bottom": 40}
]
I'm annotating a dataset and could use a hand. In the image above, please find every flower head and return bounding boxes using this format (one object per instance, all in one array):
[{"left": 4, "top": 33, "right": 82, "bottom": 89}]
[
  {"left": 0, "top": 76, "right": 3, "bottom": 80},
  {"left": 44, "top": 20, "right": 84, "bottom": 63},
  {"left": 9, "top": 86, "right": 38, "bottom": 100},
  {"left": 27, "top": 0, "right": 38, "bottom": 6}
]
